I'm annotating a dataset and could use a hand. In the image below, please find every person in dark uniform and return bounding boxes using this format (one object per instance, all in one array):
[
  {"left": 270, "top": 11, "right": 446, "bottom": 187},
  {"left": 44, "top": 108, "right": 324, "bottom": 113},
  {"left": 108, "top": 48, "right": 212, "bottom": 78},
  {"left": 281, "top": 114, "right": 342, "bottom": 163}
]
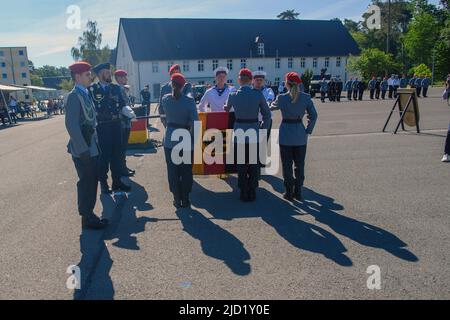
[
  {"left": 368, "top": 76, "right": 376, "bottom": 100},
  {"left": 409, "top": 74, "right": 417, "bottom": 89},
  {"left": 270, "top": 72, "right": 318, "bottom": 201},
  {"left": 375, "top": 77, "right": 381, "bottom": 99},
  {"left": 65, "top": 61, "right": 107, "bottom": 229},
  {"left": 114, "top": 69, "right": 136, "bottom": 177},
  {"left": 352, "top": 78, "right": 359, "bottom": 101},
  {"left": 400, "top": 74, "right": 408, "bottom": 89},
  {"left": 415, "top": 75, "right": 423, "bottom": 97},
  {"left": 357, "top": 79, "right": 366, "bottom": 101},
  {"left": 319, "top": 77, "right": 328, "bottom": 103},
  {"left": 159, "top": 73, "right": 199, "bottom": 208},
  {"left": 381, "top": 77, "right": 389, "bottom": 99},
  {"left": 335, "top": 77, "right": 343, "bottom": 102},
  {"left": 421, "top": 77, "right": 431, "bottom": 98},
  {"left": 140, "top": 85, "right": 151, "bottom": 117},
  {"left": 328, "top": 78, "right": 336, "bottom": 102},
  {"left": 224, "top": 68, "right": 272, "bottom": 202},
  {"left": 159, "top": 64, "right": 193, "bottom": 108},
  {"left": 89, "top": 63, "right": 131, "bottom": 194},
  {"left": 344, "top": 78, "right": 353, "bottom": 101}
]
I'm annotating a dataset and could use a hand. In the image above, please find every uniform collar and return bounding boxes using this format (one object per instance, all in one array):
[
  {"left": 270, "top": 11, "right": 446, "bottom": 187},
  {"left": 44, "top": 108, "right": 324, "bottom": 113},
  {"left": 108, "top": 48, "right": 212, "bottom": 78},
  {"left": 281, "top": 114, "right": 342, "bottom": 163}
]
[{"left": 75, "top": 83, "right": 89, "bottom": 95}]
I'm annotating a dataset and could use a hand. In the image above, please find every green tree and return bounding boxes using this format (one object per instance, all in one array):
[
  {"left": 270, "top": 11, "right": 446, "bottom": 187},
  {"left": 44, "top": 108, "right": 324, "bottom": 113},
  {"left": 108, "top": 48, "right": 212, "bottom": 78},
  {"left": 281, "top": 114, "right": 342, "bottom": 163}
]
[
  {"left": 301, "top": 69, "right": 313, "bottom": 93},
  {"left": 403, "top": 12, "right": 440, "bottom": 66},
  {"left": 347, "top": 48, "right": 400, "bottom": 79},
  {"left": 71, "top": 20, "right": 111, "bottom": 66},
  {"left": 59, "top": 79, "right": 74, "bottom": 91},
  {"left": 30, "top": 74, "right": 44, "bottom": 87},
  {"left": 409, "top": 63, "right": 432, "bottom": 77},
  {"left": 432, "top": 20, "right": 450, "bottom": 81},
  {"left": 277, "top": 10, "right": 300, "bottom": 20}
]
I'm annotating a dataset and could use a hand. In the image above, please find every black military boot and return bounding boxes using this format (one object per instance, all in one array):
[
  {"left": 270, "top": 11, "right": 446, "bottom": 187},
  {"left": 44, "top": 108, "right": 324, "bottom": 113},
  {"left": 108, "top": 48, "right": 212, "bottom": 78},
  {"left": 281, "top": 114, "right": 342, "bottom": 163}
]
[
  {"left": 181, "top": 193, "right": 191, "bottom": 209},
  {"left": 283, "top": 185, "right": 294, "bottom": 201},
  {"left": 100, "top": 181, "right": 112, "bottom": 194},
  {"left": 82, "top": 213, "right": 108, "bottom": 230},
  {"left": 173, "top": 192, "right": 181, "bottom": 209},
  {"left": 294, "top": 185, "right": 303, "bottom": 201},
  {"left": 112, "top": 181, "right": 131, "bottom": 193}
]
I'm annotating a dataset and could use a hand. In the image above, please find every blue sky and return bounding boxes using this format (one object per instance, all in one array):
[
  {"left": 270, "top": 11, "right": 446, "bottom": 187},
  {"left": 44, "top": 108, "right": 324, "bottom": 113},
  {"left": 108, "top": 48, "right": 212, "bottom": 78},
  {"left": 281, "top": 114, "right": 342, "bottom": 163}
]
[{"left": 0, "top": 0, "right": 442, "bottom": 67}]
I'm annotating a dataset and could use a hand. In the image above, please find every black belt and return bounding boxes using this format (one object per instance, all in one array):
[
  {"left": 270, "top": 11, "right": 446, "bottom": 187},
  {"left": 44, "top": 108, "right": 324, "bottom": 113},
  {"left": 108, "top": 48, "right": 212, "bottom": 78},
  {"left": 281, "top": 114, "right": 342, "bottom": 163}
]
[
  {"left": 282, "top": 119, "right": 303, "bottom": 124},
  {"left": 235, "top": 119, "right": 259, "bottom": 124},
  {"left": 98, "top": 118, "right": 120, "bottom": 125},
  {"left": 168, "top": 123, "right": 191, "bottom": 130}
]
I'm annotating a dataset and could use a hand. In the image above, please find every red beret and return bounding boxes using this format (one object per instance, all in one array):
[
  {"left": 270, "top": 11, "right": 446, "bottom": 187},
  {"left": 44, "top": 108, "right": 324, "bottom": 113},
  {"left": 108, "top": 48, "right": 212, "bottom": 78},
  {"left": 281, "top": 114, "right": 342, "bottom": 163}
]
[
  {"left": 69, "top": 61, "right": 91, "bottom": 74},
  {"left": 114, "top": 69, "right": 128, "bottom": 77},
  {"left": 239, "top": 68, "right": 253, "bottom": 79},
  {"left": 285, "top": 72, "right": 302, "bottom": 84},
  {"left": 171, "top": 73, "right": 186, "bottom": 87},
  {"left": 169, "top": 64, "right": 181, "bottom": 75}
]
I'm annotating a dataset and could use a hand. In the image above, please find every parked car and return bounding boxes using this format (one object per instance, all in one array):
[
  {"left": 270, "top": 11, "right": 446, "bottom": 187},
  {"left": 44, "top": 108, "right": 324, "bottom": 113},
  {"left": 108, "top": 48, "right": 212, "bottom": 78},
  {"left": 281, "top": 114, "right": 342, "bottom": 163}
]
[{"left": 309, "top": 74, "right": 332, "bottom": 98}]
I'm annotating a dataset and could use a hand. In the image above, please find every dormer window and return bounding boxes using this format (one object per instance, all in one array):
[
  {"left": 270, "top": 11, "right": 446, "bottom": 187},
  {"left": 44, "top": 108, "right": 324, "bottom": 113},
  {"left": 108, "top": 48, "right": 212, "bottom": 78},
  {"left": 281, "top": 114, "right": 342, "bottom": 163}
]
[
  {"left": 255, "top": 36, "right": 265, "bottom": 56},
  {"left": 258, "top": 43, "right": 265, "bottom": 56}
]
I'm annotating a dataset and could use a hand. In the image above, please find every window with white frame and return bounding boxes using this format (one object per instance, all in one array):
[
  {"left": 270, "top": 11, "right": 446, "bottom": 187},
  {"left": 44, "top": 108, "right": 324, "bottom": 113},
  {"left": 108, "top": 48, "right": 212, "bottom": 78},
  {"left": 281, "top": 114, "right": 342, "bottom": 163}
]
[
  {"left": 212, "top": 60, "right": 218, "bottom": 70},
  {"left": 275, "top": 58, "right": 281, "bottom": 69},
  {"left": 183, "top": 61, "right": 190, "bottom": 72},
  {"left": 198, "top": 60, "right": 204, "bottom": 72},
  {"left": 241, "top": 59, "right": 247, "bottom": 69},
  {"left": 288, "top": 58, "right": 293, "bottom": 69},
  {"left": 257, "top": 43, "right": 265, "bottom": 56},
  {"left": 313, "top": 58, "right": 318, "bottom": 68},
  {"left": 167, "top": 62, "right": 174, "bottom": 72},
  {"left": 227, "top": 59, "right": 233, "bottom": 71},
  {"left": 325, "top": 57, "right": 330, "bottom": 68},
  {"left": 336, "top": 57, "right": 341, "bottom": 67},
  {"left": 152, "top": 62, "right": 159, "bottom": 73},
  {"left": 300, "top": 58, "right": 306, "bottom": 68}
]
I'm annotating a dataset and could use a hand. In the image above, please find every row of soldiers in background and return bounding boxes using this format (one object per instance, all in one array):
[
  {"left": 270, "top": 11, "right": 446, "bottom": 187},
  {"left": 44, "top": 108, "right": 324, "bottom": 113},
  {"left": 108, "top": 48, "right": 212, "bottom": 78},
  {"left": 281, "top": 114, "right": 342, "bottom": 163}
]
[
  {"left": 366, "top": 74, "right": 431, "bottom": 101},
  {"left": 318, "top": 74, "right": 432, "bottom": 103}
]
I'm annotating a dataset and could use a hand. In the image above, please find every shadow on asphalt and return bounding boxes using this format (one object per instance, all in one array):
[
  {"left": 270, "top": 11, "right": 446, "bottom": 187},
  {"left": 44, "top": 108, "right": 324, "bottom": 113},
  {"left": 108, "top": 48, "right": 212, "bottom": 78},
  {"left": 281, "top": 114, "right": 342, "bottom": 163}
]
[
  {"left": 176, "top": 207, "right": 252, "bottom": 276},
  {"left": 263, "top": 175, "right": 418, "bottom": 263},
  {"left": 191, "top": 176, "right": 352, "bottom": 267},
  {"left": 74, "top": 179, "right": 155, "bottom": 300}
]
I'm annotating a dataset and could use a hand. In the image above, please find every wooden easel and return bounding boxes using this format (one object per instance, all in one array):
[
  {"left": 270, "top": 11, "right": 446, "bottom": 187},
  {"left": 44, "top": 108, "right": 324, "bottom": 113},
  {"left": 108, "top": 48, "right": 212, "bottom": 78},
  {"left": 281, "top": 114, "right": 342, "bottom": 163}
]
[{"left": 382, "top": 88, "right": 420, "bottom": 134}]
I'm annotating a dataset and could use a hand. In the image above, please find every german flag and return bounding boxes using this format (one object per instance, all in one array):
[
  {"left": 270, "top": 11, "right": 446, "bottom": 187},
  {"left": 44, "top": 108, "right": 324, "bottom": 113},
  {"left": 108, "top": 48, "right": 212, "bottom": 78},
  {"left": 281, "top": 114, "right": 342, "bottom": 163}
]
[{"left": 193, "top": 112, "right": 237, "bottom": 175}]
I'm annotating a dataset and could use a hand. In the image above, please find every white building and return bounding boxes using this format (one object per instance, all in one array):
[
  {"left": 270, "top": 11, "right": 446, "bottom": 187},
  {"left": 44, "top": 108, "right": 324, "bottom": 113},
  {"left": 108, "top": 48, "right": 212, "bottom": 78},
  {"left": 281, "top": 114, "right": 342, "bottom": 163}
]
[{"left": 115, "top": 18, "right": 360, "bottom": 102}]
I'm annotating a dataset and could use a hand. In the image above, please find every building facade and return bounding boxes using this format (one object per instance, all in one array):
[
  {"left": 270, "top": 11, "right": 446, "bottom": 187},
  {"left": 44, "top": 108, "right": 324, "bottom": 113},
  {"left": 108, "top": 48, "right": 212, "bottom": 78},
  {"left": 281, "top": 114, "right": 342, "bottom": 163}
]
[
  {"left": 0, "top": 47, "right": 32, "bottom": 101},
  {"left": 115, "top": 18, "right": 360, "bottom": 102}
]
